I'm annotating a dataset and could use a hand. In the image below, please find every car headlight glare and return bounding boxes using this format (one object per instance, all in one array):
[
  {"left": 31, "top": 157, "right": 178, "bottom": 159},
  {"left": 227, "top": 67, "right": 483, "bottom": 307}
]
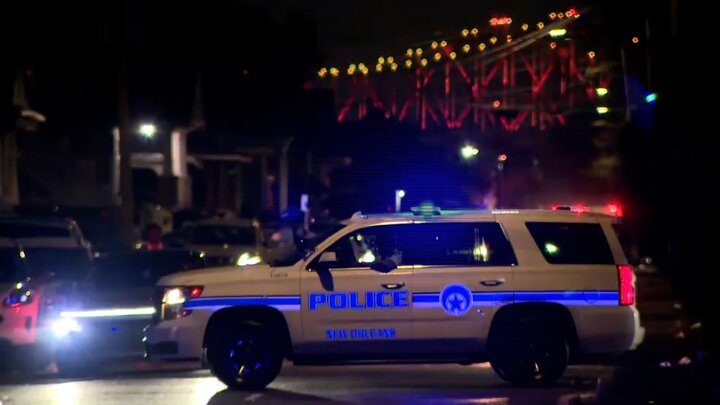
[
  {"left": 52, "top": 318, "right": 82, "bottom": 338},
  {"left": 162, "top": 288, "right": 186, "bottom": 305},
  {"left": 160, "top": 286, "right": 203, "bottom": 321},
  {"left": 236, "top": 252, "right": 262, "bottom": 266}
]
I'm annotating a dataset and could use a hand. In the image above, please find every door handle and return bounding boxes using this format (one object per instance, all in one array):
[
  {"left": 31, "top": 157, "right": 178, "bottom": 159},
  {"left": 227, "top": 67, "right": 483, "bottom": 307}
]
[
  {"left": 381, "top": 282, "right": 405, "bottom": 290},
  {"left": 480, "top": 279, "right": 505, "bottom": 287}
]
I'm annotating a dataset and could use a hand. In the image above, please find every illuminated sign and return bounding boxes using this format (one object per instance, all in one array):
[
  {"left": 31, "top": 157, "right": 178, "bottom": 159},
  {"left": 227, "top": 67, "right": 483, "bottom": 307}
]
[{"left": 308, "top": 291, "right": 409, "bottom": 311}]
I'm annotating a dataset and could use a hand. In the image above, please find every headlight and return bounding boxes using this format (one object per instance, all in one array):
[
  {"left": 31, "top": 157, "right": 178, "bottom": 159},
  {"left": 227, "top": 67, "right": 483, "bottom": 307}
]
[
  {"left": 160, "top": 286, "right": 203, "bottom": 321},
  {"left": 52, "top": 318, "right": 82, "bottom": 338},
  {"left": 163, "top": 288, "right": 187, "bottom": 305},
  {"left": 236, "top": 252, "right": 262, "bottom": 266}
]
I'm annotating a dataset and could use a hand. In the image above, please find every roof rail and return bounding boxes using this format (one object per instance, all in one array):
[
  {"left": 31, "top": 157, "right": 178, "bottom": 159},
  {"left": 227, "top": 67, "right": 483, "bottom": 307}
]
[
  {"left": 410, "top": 204, "right": 441, "bottom": 216},
  {"left": 350, "top": 211, "right": 366, "bottom": 221}
]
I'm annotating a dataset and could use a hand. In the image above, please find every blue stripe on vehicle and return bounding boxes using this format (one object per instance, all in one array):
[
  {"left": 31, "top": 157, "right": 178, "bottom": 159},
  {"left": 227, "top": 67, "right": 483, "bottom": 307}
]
[
  {"left": 184, "top": 296, "right": 301, "bottom": 310},
  {"left": 411, "top": 294, "right": 440, "bottom": 303},
  {"left": 472, "top": 292, "right": 514, "bottom": 302},
  {"left": 513, "top": 291, "right": 618, "bottom": 306},
  {"left": 411, "top": 291, "right": 619, "bottom": 308}
]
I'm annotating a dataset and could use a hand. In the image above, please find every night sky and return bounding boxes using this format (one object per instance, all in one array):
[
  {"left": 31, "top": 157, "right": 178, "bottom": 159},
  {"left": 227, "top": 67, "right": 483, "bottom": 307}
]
[{"left": 249, "top": 0, "right": 588, "bottom": 62}]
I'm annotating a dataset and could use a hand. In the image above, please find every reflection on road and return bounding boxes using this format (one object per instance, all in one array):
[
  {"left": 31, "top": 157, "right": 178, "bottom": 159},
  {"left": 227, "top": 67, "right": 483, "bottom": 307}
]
[{"left": 0, "top": 363, "right": 607, "bottom": 405}]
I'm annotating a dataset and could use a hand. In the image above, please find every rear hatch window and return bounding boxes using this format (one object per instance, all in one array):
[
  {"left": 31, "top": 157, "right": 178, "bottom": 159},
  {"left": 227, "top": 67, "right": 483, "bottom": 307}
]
[{"left": 526, "top": 222, "right": 614, "bottom": 264}]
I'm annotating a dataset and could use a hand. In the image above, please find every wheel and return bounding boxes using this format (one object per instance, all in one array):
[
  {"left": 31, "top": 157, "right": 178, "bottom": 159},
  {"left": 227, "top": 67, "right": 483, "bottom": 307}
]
[
  {"left": 206, "top": 325, "right": 283, "bottom": 390},
  {"left": 489, "top": 324, "right": 569, "bottom": 385}
]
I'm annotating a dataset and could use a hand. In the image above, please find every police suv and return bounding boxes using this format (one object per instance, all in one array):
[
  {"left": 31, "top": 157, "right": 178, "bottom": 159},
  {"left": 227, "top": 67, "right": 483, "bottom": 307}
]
[{"left": 146, "top": 208, "right": 640, "bottom": 389}]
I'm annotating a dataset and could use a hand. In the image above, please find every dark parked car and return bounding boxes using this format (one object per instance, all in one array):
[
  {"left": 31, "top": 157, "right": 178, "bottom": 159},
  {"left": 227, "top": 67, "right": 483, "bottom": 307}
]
[{"left": 52, "top": 249, "right": 206, "bottom": 374}]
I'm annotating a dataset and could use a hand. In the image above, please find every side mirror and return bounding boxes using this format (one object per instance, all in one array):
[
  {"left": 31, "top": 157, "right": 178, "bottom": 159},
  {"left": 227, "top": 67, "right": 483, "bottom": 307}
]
[
  {"left": 370, "top": 259, "right": 397, "bottom": 274},
  {"left": 318, "top": 251, "right": 337, "bottom": 263}
]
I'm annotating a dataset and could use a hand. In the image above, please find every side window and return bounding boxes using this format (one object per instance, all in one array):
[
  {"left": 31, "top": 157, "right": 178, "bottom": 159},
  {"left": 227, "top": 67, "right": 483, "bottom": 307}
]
[
  {"left": 400, "top": 223, "right": 516, "bottom": 266},
  {"left": 526, "top": 222, "right": 614, "bottom": 264},
  {"left": 315, "top": 222, "right": 516, "bottom": 269},
  {"left": 318, "top": 225, "right": 405, "bottom": 269}
]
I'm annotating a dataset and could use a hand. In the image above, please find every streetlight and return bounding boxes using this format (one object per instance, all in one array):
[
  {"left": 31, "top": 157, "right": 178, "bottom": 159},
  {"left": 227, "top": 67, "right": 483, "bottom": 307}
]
[
  {"left": 549, "top": 28, "right": 567, "bottom": 37},
  {"left": 395, "top": 189, "right": 406, "bottom": 212},
  {"left": 139, "top": 123, "right": 157, "bottom": 139},
  {"left": 461, "top": 145, "right": 479, "bottom": 160}
]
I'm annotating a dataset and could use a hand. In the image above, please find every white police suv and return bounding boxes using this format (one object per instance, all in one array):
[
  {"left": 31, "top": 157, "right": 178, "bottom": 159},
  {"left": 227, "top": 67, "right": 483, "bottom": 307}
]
[{"left": 145, "top": 207, "right": 640, "bottom": 389}]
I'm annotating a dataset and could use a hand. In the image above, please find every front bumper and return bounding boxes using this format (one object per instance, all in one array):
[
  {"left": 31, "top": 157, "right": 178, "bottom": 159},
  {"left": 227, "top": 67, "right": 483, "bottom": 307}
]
[
  {"left": 51, "top": 318, "right": 149, "bottom": 359},
  {"left": 144, "top": 313, "right": 207, "bottom": 360}
]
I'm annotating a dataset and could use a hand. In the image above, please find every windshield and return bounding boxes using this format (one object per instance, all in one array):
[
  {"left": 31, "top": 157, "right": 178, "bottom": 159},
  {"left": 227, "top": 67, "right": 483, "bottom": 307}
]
[
  {"left": 0, "top": 248, "right": 23, "bottom": 283},
  {"left": 23, "top": 248, "right": 92, "bottom": 280},
  {"left": 268, "top": 223, "right": 346, "bottom": 267},
  {"left": 190, "top": 225, "right": 256, "bottom": 245},
  {"left": 0, "top": 223, "right": 70, "bottom": 238}
]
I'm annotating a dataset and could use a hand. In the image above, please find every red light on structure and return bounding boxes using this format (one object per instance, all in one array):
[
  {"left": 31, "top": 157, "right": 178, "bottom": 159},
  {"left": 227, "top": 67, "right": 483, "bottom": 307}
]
[
  {"left": 606, "top": 203, "right": 624, "bottom": 217},
  {"left": 497, "top": 154, "right": 508, "bottom": 162},
  {"left": 490, "top": 17, "right": 512, "bottom": 26},
  {"left": 566, "top": 8, "right": 577, "bottom": 17},
  {"left": 632, "top": 36, "right": 640, "bottom": 44},
  {"left": 571, "top": 204, "right": 590, "bottom": 214},
  {"left": 189, "top": 287, "right": 204, "bottom": 299},
  {"left": 492, "top": 100, "right": 501, "bottom": 108}
]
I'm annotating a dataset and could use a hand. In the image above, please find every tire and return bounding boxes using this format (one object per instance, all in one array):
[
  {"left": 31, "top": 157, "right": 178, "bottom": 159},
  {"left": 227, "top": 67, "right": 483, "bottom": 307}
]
[
  {"left": 489, "top": 323, "right": 569, "bottom": 385},
  {"left": 206, "top": 325, "right": 283, "bottom": 390}
]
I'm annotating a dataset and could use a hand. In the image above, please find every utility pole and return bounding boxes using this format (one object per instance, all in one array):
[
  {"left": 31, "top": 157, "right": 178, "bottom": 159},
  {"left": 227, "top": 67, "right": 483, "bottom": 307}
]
[
  {"left": 279, "top": 137, "right": 294, "bottom": 213},
  {"left": 620, "top": 47, "right": 632, "bottom": 122},
  {"left": 117, "top": 0, "right": 135, "bottom": 246}
]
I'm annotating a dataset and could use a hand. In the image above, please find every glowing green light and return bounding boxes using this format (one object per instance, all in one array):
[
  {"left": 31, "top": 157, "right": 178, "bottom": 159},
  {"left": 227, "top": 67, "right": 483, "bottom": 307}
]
[
  {"left": 596, "top": 87, "right": 608, "bottom": 97},
  {"left": 544, "top": 242, "right": 560, "bottom": 255},
  {"left": 139, "top": 123, "right": 157, "bottom": 139},
  {"left": 358, "top": 250, "right": 376, "bottom": 263},
  {"left": 461, "top": 145, "right": 479, "bottom": 159},
  {"left": 549, "top": 28, "right": 567, "bottom": 37},
  {"left": 473, "top": 242, "right": 490, "bottom": 262},
  {"left": 645, "top": 92, "right": 657, "bottom": 103},
  {"left": 596, "top": 106, "right": 609, "bottom": 114},
  {"left": 236, "top": 252, "right": 262, "bottom": 266}
]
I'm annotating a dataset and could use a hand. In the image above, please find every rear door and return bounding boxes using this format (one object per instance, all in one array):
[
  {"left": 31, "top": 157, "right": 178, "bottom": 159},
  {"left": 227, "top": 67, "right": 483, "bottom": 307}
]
[
  {"left": 406, "top": 221, "right": 517, "bottom": 352},
  {"left": 510, "top": 219, "right": 620, "bottom": 305}
]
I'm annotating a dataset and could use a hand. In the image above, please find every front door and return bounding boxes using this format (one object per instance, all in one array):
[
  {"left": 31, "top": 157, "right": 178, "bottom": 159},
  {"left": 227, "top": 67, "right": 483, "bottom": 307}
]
[{"left": 300, "top": 224, "right": 414, "bottom": 356}]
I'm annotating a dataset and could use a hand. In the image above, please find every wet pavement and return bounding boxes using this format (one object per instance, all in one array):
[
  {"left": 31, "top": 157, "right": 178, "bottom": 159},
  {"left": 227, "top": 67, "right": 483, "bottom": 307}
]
[{"left": 0, "top": 362, "right": 609, "bottom": 405}]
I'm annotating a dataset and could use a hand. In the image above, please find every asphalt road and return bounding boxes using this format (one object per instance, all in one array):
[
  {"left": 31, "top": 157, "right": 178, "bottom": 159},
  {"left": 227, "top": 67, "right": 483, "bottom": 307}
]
[{"left": 0, "top": 362, "right": 610, "bottom": 405}]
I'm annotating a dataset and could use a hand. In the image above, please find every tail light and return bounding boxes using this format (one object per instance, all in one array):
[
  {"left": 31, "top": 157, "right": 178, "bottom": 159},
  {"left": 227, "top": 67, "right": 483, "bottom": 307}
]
[
  {"left": 606, "top": 203, "right": 624, "bottom": 217},
  {"left": 617, "top": 265, "right": 635, "bottom": 305}
]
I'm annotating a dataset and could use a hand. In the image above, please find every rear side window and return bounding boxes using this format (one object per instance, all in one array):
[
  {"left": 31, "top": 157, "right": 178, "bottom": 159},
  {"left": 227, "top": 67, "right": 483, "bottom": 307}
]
[
  {"left": 526, "top": 222, "right": 614, "bottom": 264},
  {"left": 399, "top": 223, "right": 516, "bottom": 267},
  {"left": 320, "top": 222, "right": 516, "bottom": 269}
]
